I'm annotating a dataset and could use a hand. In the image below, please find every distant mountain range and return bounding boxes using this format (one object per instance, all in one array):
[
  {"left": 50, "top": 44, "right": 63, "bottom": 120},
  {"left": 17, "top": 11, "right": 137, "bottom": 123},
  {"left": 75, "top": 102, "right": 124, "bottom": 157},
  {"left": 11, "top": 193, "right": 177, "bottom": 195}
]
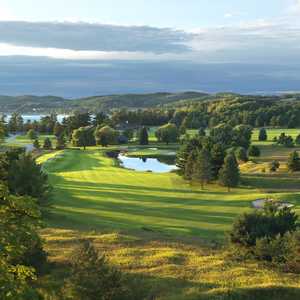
[{"left": 0, "top": 92, "right": 209, "bottom": 114}]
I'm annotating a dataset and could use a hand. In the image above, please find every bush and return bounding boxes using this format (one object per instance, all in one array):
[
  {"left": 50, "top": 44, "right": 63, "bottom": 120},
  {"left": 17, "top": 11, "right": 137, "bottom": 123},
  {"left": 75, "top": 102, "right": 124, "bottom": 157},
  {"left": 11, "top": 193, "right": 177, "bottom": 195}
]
[
  {"left": 230, "top": 203, "right": 298, "bottom": 247},
  {"left": 248, "top": 145, "right": 260, "bottom": 157},
  {"left": 270, "top": 160, "right": 280, "bottom": 172},
  {"left": 255, "top": 232, "right": 298, "bottom": 263},
  {"left": 235, "top": 147, "right": 248, "bottom": 162},
  {"left": 63, "top": 240, "right": 125, "bottom": 300}
]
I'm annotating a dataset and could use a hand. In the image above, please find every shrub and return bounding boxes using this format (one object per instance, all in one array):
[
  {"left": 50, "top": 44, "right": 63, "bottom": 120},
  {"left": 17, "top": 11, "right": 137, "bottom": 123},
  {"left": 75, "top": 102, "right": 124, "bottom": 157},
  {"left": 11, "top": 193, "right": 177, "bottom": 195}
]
[
  {"left": 258, "top": 128, "right": 267, "bottom": 141},
  {"left": 63, "top": 240, "right": 125, "bottom": 300},
  {"left": 287, "top": 151, "right": 300, "bottom": 172},
  {"left": 43, "top": 138, "right": 52, "bottom": 150},
  {"left": 230, "top": 203, "right": 298, "bottom": 248},
  {"left": 235, "top": 147, "right": 248, "bottom": 162},
  {"left": 248, "top": 145, "right": 260, "bottom": 157},
  {"left": 270, "top": 160, "right": 280, "bottom": 172},
  {"left": 255, "top": 232, "right": 298, "bottom": 263}
]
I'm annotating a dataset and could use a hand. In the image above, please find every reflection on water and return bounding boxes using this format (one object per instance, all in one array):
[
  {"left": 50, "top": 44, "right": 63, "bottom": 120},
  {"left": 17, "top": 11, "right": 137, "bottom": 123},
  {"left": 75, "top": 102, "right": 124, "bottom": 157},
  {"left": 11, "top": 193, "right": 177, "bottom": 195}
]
[{"left": 118, "top": 154, "right": 177, "bottom": 173}]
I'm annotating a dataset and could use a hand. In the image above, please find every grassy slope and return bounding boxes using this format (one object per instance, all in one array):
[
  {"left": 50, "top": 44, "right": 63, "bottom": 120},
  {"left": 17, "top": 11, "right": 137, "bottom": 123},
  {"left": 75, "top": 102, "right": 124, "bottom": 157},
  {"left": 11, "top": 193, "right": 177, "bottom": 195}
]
[
  {"left": 40, "top": 149, "right": 272, "bottom": 239},
  {"left": 37, "top": 148, "right": 300, "bottom": 299}
]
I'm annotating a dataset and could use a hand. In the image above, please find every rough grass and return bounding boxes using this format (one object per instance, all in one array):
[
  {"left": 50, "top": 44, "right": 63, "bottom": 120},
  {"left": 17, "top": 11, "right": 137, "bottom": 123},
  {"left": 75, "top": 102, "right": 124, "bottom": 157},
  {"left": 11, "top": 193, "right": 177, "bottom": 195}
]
[{"left": 39, "top": 228, "right": 300, "bottom": 300}]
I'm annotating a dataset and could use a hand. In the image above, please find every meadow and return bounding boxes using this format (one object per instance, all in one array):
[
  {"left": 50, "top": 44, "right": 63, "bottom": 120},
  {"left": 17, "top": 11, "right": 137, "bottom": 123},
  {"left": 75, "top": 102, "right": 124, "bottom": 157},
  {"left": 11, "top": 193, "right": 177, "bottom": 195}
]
[{"left": 35, "top": 139, "right": 300, "bottom": 299}]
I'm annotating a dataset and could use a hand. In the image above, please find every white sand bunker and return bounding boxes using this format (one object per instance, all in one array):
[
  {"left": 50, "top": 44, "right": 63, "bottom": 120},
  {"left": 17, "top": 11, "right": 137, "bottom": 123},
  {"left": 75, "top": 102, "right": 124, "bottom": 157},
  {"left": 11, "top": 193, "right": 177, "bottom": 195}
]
[{"left": 252, "top": 198, "right": 294, "bottom": 209}]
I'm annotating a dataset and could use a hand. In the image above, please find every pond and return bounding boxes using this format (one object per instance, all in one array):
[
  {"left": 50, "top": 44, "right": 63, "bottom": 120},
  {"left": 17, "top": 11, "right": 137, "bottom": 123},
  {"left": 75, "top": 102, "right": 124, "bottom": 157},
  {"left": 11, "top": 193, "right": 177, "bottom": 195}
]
[{"left": 118, "top": 154, "right": 177, "bottom": 173}]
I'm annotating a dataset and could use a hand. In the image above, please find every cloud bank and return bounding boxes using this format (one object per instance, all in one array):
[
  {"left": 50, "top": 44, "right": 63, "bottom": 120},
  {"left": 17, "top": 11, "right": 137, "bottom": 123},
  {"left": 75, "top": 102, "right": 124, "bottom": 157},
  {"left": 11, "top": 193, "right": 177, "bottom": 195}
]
[{"left": 1, "top": 20, "right": 300, "bottom": 96}]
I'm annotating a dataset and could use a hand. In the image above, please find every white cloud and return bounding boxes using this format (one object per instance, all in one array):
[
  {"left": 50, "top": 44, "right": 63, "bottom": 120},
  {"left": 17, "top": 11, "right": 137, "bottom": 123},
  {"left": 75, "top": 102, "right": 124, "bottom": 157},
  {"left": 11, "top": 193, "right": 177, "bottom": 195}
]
[{"left": 0, "top": 43, "right": 189, "bottom": 61}]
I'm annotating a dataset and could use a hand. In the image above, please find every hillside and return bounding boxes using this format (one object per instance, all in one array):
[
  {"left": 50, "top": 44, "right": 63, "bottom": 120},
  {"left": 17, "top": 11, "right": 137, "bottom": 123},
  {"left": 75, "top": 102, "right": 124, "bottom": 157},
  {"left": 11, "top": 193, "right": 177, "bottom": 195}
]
[{"left": 0, "top": 92, "right": 208, "bottom": 114}]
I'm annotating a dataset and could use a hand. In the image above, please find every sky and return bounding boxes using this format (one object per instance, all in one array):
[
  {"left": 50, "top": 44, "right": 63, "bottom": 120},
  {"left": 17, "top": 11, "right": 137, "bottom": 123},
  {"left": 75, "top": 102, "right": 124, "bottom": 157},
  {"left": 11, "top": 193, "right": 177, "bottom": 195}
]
[{"left": 0, "top": 0, "right": 300, "bottom": 97}]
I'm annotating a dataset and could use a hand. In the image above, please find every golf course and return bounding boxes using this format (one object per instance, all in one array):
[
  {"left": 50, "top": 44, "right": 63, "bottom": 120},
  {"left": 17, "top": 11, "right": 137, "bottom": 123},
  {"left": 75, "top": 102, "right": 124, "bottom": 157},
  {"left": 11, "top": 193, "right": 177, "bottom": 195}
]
[{"left": 28, "top": 128, "right": 299, "bottom": 299}]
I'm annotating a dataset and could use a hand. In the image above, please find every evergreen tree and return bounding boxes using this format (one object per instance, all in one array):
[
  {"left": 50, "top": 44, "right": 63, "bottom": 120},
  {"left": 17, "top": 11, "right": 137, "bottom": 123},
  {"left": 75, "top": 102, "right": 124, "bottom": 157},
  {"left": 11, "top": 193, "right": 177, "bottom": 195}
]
[
  {"left": 33, "top": 139, "right": 40, "bottom": 150},
  {"left": 138, "top": 127, "right": 149, "bottom": 145},
  {"left": 192, "top": 148, "right": 212, "bottom": 189},
  {"left": 65, "top": 240, "right": 123, "bottom": 300},
  {"left": 43, "top": 137, "right": 52, "bottom": 150},
  {"left": 219, "top": 153, "right": 240, "bottom": 192},
  {"left": 184, "top": 150, "right": 197, "bottom": 180},
  {"left": 27, "top": 129, "right": 38, "bottom": 140},
  {"left": 235, "top": 147, "right": 248, "bottom": 162},
  {"left": 56, "top": 135, "right": 66, "bottom": 150},
  {"left": 287, "top": 151, "right": 300, "bottom": 172},
  {"left": 258, "top": 128, "right": 267, "bottom": 141},
  {"left": 248, "top": 145, "right": 260, "bottom": 157}
]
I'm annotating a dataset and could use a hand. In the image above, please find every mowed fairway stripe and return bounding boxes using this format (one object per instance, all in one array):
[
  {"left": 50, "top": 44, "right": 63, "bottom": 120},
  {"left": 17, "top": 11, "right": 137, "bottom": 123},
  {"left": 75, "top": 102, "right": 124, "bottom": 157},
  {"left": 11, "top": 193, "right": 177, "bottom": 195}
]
[{"left": 42, "top": 149, "right": 279, "bottom": 239}]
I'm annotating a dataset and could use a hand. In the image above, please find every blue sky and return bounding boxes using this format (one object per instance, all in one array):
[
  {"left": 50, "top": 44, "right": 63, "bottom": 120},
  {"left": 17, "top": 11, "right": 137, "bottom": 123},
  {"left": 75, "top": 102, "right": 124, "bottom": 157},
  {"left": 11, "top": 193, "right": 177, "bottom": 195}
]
[
  {"left": 1, "top": 0, "right": 300, "bottom": 97},
  {"left": 0, "top": 0, "right": 293, "bottom": 28}
]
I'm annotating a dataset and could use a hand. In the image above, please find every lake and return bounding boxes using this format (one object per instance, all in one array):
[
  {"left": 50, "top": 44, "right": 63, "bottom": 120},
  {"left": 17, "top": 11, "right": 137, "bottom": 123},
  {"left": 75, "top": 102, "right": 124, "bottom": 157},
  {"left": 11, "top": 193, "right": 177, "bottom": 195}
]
[
  {"left": 3, "top": 114, "right": 68, "bottom": 123},
  {"left": 118, "top": 154, "right": 177, "bottom": 173}
]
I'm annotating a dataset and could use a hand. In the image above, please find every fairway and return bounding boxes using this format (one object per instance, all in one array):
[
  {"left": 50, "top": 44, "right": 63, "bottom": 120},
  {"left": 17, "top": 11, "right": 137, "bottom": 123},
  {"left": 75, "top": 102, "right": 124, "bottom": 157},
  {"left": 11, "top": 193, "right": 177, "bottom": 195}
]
[{"left": 39, "top": 148, "right": 299, "bottom": 240}]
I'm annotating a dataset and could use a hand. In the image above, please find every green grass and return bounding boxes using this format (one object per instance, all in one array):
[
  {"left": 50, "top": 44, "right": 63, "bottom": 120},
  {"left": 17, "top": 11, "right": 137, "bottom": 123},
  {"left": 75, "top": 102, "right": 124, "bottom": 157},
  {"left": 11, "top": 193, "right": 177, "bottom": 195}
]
[
  {"left": 5, "top": 134, "right": 57, "bottom": 148},
  {"left": 252, "top": 128, "right": 300, "bottom": 145},
  {"left": 40, "top": 148, "right": 299, "bottom": 239},
  {"left": 37, "top": 147, "right": 300, "bottom": 299}
]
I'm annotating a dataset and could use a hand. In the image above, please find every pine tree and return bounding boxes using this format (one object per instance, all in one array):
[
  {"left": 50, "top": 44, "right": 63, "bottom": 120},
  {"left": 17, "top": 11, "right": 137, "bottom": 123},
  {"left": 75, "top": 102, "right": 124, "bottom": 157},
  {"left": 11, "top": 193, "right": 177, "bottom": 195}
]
[
  {"left": 287, "top": 151, "right": 300, "bottom": 172},
  {"left": 65, "top": 240, "right": 123, "bottom": 300},
  {"left": 184, "top": 150, "right": 197, "bottom": 180},
  {"left": 192, "top": 148, "right": 212, "bottom": 189},
  {"left": 219, "top": 153, "right": 240, "bottom": 192},
  {"left": 258, "top": 128, "right": 267, "bottom": 141},
  {"left": 43, "top": 137, "right": 52, "bottom": 150},
  {"left": 56, "top": 135, "right": 66, "bottom": 150},
  {"left": 138, "top": 127, "right": 148, "bottom": 145},
  {"left": 33, "top": 139, "right": 40, "bottom": 150}
]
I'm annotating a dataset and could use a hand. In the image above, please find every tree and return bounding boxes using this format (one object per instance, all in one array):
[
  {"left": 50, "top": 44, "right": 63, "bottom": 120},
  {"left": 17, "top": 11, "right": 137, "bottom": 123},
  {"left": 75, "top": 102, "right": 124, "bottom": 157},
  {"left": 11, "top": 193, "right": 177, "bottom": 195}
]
[
  {"left": 0, "top": 184, "right": 45, "bottom": 299},
  {"left": 27, "top": 129, "right": 38, "bottom": 140},
  {"left": 94, "top": 126, "right": 119, "bottom": 147},
  {"left": 230, "top": 202, "right": 298, "bottom": 248},
  {"left": 72, "top": 127, "right": 96, "bottom": 149},
  {"left": 56, "top": 135, "right": 66, "bottom": 150},
  {"left": 138, "top": 127, "right": 149, "bottom": 145},
  {"left": 233, "top": 125, "right": 253, "bottom": 149},
  {"left": 192, "top": 148, "right": 212, "bottom": 189},
  {"left": 8, "top": 113, "right": 23, "bottom": 133},
  {"left": 248, "top": 145, "right": 260, "bottom": 157},
  {"left": 295, "top": 134, "right": 300, "bottom": 145},
  {"left": 0, "top": 121, "right": 5, "bottom": 144},
  {"left": 7, "top": 153, "right": 50, "bottom": 207},
  {"left": 155, "top": 123, "right": 179, "bottom": 144},
  {"left": 258, "top": 128, "right": 267, "bottom": 141},
  {"left": 53, "top": 122, "right": 65, "bottom": 137},
  {"left": 64, "top": 240, "right": 124, "bottom": 300},
  {"left": 43, "top": 137, "right": 52, "bottom": 150},
  {"left": 219, "top": 153, "right": 240, "bottom": 191},
  {"left": 270, "top": 160, "right": 280, "bottom": 172},
  {"left": 235, "top": 147, "right": 248, "bottom": 162},
  {"left": 287, "top": 151, "right": 300, "bottom": 172},
  {"left": 123, "top": 128, "right": 134, "bottom": 141},
  {"left": 33, "top": 139, "right": 40, "bottom": 150}
]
